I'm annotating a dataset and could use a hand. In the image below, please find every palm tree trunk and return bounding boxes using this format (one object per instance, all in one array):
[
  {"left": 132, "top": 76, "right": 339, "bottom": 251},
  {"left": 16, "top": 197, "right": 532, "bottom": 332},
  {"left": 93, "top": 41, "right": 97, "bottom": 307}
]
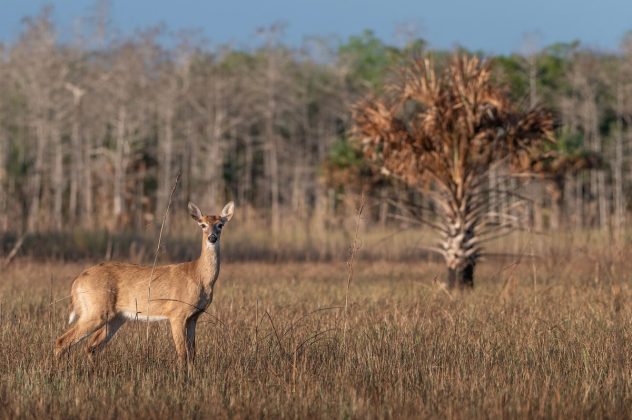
[
  {"left": 447, "top": 263, "right": 475, "bottom": 288},
  {"left": 442, "top": 212, "right": 477, "bottom": 289}
]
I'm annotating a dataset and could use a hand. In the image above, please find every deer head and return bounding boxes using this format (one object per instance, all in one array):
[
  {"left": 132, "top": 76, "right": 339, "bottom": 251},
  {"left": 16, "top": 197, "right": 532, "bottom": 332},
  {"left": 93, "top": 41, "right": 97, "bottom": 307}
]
[{"left": 188, "top": 201, "right": 234, "bottom": 245}]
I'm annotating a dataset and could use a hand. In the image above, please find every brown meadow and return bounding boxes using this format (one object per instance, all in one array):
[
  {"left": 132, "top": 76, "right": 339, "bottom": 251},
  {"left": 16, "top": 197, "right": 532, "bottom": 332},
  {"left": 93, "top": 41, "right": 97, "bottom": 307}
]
[{"left": 0, "top": 233, "right": 630, "bottom": 419}]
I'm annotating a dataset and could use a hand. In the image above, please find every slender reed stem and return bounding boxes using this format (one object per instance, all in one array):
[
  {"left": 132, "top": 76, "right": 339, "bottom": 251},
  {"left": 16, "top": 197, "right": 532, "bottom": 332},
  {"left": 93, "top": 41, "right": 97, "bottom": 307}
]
[{"left": 146, "top": 170, "right": 181, "bottom": 347}]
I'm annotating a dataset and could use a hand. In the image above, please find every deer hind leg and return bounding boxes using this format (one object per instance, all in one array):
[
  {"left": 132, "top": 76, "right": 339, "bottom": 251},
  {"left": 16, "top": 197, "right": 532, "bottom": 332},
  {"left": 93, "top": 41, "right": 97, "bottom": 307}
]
[
  {"left": 55, "top": 317, "right": 107, "bottom": 358},
  {"left": 85, "top": 315, "right": 126, "bottom": 358},
  {"left": 55, "top": 325, "right": 79, "bottom": 357}
]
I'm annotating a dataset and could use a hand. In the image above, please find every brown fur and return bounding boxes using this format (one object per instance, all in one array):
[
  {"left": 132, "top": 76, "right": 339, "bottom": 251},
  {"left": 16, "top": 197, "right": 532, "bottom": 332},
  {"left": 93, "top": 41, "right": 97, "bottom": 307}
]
[{"left": 55, "top": 201, "right": 234, "bottom": 364}]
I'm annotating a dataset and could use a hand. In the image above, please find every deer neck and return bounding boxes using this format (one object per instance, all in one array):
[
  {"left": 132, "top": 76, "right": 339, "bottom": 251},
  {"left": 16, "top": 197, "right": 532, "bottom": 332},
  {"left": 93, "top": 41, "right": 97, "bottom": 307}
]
[{"left": 195, "top": 234, "right": 221, "bottom": 292}]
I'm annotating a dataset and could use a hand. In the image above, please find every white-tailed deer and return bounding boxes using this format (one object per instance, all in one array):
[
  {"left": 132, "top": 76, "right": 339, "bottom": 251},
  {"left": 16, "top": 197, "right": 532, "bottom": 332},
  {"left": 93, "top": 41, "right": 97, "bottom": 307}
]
[{"left": 55, "top": 201, "right": 234, "bottom": 364}]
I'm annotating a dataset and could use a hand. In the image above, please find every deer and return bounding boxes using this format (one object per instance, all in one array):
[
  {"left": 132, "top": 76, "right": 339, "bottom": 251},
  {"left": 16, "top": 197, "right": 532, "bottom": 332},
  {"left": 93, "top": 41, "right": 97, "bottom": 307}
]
[{"left": 55, "top": 201, "right": 234, "bottom": 364}]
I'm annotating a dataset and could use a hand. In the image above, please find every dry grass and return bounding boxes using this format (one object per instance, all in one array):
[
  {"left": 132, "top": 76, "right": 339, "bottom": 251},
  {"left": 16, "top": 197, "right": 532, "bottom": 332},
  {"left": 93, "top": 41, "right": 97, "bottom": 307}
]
[{"left": 0, "top": 240, "right": 631, "bottom": 418}]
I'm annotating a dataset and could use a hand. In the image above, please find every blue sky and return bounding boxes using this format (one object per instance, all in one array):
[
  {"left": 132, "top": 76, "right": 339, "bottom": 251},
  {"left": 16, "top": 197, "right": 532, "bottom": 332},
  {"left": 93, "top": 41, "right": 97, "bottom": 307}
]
[{"left": 1, "top": 0, "right": 631, "bottom": 54}]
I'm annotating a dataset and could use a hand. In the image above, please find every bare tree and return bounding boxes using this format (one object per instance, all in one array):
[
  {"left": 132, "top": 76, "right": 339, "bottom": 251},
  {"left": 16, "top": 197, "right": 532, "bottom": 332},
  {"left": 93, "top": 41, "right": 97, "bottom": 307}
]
[
  {"left": 1, "top": 6, "right": 631, "bottom": 252},
  {"left": 9, "top": 9, "right": 66, "bottom": 231}
]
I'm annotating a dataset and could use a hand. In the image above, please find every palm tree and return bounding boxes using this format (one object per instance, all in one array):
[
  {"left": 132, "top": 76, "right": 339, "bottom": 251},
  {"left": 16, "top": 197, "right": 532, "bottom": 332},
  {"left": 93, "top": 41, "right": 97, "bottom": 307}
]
[{"left": 352, "top": 54, "right": 554, "bottom": 288}]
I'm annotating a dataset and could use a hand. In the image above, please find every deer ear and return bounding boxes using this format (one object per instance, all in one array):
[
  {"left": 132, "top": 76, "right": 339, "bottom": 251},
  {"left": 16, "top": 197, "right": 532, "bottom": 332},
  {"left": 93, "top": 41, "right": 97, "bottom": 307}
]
[
  {"left": 188, "top": 201, "right": 203, "bottom": 222},
  {"left": 221, "top": 201, "right": 234, "bottom": 222}
]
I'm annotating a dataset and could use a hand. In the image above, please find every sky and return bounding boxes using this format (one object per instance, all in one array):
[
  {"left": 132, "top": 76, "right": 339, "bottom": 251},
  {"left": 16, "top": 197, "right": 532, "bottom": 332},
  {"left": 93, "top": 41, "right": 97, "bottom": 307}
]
[{"left": 1, "top": 0, "right": 631, "bottom": 54}]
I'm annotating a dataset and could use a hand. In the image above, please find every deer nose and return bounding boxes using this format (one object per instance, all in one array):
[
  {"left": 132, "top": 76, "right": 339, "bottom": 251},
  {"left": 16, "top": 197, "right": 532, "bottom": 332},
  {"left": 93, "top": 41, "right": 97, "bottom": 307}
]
[{"left": 209, "top": 233, "right": 218, "bottom": 243}]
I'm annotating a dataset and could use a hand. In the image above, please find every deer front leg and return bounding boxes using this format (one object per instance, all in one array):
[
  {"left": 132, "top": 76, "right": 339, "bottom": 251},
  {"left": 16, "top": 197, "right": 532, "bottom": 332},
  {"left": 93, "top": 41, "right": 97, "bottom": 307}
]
[
  {"left": 169, "top": 317, "right": 188, "bottom": 364},
  {"left": 185, "top": 314, "right": 200, "bottom": 363}
]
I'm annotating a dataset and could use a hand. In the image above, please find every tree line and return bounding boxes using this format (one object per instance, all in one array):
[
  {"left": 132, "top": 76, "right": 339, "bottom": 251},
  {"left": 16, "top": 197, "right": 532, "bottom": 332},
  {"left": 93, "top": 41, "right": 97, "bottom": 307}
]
[{"left": 1, "top": 8, "right": 632, "bottom": 240}]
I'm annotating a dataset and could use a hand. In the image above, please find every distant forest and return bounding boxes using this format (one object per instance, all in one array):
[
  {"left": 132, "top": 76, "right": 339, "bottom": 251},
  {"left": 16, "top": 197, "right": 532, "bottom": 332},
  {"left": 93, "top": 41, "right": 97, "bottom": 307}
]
[{"left": 1, "top": 7, "right": 632, "bottom": 238}]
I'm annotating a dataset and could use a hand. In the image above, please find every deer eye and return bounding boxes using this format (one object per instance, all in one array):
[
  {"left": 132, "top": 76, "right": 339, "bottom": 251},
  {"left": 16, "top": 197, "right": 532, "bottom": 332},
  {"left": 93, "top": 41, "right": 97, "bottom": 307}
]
[
  {"left": 200, "top": 223, "right": 208, "bottom": 229},
  {"left": 218, "top": 223, "right": 224, "bottom": 229}
]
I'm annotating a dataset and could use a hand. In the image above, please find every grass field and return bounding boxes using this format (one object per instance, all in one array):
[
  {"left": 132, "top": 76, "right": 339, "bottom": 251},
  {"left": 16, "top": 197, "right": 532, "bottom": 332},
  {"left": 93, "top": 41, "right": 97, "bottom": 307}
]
[{"left": 0, "top": 240, "right": 630, "bottom": 418}]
